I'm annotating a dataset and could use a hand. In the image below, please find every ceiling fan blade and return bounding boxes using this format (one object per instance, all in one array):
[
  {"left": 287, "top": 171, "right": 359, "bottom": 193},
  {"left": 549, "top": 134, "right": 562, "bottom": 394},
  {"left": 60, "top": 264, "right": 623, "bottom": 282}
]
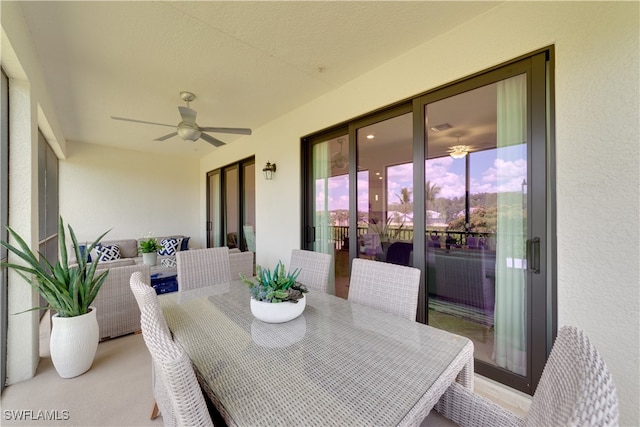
[
  {"left": 178, "top": 106, "right": 197, "bottom": 123},
  {"left": 154, "top": 132, "right": 178, "bottom": 142},
  {"left": 111, "top": 116, "right": 176, "bottom": 128},
  {"left": 200, "top": 133, "right": 226, "bottom": 147},
  {"left": 199, "top": 127, "right": 252, "bottom": 135}
]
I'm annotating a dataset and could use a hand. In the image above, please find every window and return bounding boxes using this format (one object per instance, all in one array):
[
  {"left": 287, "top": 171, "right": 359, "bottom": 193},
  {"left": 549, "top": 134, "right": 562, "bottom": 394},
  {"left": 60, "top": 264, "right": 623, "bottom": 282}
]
[
  {"left": 38, "top": 130, "right": 59, "bottom": 270},
  {"left": 1, "top": 68, "right": 9, "bottom": 393},
  {"left": 302, "top": 49, "right": 554, "bottom": 394}
]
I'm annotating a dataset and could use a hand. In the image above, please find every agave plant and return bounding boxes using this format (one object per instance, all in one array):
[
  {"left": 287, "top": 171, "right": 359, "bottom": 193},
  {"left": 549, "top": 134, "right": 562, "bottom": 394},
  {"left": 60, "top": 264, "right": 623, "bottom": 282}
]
[
  {"left": 240, "top": 260, "right": 307, "bottom": 303},
  {"left": 0, "top": 217, "right": 110, "bottom": 317}
]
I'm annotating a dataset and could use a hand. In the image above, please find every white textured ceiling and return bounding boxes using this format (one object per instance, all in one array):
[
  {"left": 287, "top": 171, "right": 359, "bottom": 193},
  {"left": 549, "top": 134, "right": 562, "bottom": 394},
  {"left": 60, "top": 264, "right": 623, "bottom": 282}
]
[{"left": 18, "top": 1, "right": 500, "bottom": 158}]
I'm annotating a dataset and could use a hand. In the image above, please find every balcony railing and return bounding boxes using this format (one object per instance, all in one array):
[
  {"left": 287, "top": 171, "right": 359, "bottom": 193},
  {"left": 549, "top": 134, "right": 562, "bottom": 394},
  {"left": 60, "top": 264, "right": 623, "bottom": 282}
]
[{"left": 325, "top": 226, "right": 493, "bottom": 251}]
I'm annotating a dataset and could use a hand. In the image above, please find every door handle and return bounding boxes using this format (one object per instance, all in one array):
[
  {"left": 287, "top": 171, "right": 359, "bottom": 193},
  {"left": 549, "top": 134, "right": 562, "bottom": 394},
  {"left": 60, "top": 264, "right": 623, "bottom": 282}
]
[
  {"left": 527, "top": 237, "right": 540, "bottom": 274},
  {"left": 307, "top": 226, "right": 316, "bottom": 243}
]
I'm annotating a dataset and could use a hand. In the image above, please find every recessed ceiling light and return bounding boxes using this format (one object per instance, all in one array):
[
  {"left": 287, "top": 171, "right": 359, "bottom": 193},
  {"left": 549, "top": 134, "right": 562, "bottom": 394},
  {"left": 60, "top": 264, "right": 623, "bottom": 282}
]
[{"left": 366, "top": 134, "right": 375, "bottom": 139}]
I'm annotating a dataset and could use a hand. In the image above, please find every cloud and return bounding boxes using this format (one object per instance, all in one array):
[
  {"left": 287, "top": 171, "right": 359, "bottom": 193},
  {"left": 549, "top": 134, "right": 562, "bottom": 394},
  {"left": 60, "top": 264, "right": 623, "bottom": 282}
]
[{"left": 481, "top": 158, "right": 526, "bottom": 192}]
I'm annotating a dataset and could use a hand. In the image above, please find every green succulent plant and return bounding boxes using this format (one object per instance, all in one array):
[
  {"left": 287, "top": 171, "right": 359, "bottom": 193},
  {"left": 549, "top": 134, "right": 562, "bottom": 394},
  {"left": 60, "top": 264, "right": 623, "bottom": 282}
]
[
  {"left": 240, "top": 260, "right": 307, "bottom": 303},
  {"left": 139, "top": 234, "right": 161, "bottom": 253},
  {"left": 0, "top": 217, "right": 110, "bottom": 317}
]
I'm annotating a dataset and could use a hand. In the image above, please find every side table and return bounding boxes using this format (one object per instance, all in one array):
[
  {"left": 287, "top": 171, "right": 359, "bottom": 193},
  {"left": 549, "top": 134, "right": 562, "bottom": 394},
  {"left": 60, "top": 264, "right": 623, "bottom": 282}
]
[{"left": 150, "top": 271, "right": 178, "bottom": 294}]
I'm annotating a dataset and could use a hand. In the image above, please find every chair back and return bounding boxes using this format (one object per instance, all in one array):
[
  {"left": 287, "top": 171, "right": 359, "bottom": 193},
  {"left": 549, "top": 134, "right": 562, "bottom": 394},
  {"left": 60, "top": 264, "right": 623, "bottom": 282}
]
[
  {"left": 177, "top": 247, "right": 231, "bottom": 291},
  {"left": 129, "top": 271, "right": 157, "bottom": 308},
  {"left": 140, "top": 303, "right": 213, "bottom": 427},
  {"left": 129, "top": 272, "right": 171, "bottom": 337},
  {"left": 386, "top": 242, "right": 413, "bottom": 266},
  {"left": 289, "top": 249, "right": 331, "bottom": 293},
  {"left": 348, "top": 258, "right": 420, "bottom": 321},
  {"left": 230, "top": 251, "right": 254, "bottom": 279},
  {"left": 524, "top": 326, "right": 619, "bottom": 427}
]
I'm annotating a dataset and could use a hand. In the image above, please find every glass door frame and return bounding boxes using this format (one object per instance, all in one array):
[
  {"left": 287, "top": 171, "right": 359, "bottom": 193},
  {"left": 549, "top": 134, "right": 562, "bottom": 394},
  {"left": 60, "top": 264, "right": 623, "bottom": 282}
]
[
  {"left": 206, "top": 156, "right": 255, "bottom": 250},
  {"left": 301, "top": 48, "right": 555, "bottom": 395},
  {"left": 414, "top": 51, "right": 553, "bottom": 392}
]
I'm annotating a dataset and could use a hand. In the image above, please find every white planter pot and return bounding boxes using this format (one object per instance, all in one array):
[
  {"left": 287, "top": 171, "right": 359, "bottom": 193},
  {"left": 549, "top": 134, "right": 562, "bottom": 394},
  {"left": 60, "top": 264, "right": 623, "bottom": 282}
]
[
  {"left": 50, "top": 307, "right": 99, "bottom": 379},
  {"left": 142, "top": 252, "right": 157, "bottom": 266},
  {"left": 250, "top": 295, "right": 306, "bottom": 324}
]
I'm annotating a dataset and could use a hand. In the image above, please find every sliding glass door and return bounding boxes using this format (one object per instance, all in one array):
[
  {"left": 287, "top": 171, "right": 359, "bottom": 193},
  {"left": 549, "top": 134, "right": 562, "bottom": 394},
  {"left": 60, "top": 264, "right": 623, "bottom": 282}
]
[
  {"left": 355, "top": 109, "right": 413, "bottom": 262},
  {"left": 302, "top": 130, "right": 349, "bottom": 297},
  {"left": 207, "top": 157, "right": 256, "bottom": 253},
  {"left": 301, "top": 50, "right": 553, "bottom": 394}
]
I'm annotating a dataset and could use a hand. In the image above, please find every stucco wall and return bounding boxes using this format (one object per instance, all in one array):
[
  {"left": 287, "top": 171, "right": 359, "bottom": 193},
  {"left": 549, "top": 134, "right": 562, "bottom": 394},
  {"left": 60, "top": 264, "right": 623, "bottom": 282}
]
[
  {"left": 200, "top": 2, "right": 639, "bottom": 424},
  {"left": 59, "top": 141, "right": 201, "bottom": 246}
]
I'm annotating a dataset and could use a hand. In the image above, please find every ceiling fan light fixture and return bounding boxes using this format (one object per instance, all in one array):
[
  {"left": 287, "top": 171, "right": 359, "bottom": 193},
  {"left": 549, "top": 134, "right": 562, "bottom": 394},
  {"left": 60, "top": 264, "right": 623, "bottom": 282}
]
[
  {"left": 177, "top": 122, "right": 201, "bottom": 141},
  {"left": 332, "top": 138, "right": 348, "bottom": 170},
  {"left": 449, "top": 145, "right": 469, "bottom": 159}
]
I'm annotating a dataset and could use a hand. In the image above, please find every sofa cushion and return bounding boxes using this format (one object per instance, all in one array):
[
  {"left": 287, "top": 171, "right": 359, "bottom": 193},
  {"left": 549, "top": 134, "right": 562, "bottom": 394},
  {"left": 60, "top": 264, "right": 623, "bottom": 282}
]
[
  {"left": 96, "top": 244, "right": 121, "bottom": 262},
  {"left": 100, "top": 239, "right": 139, "bottom": 258},
  {"left": 158, "top": 238, "right": 179, "bottom": 256},
  {"left": 95, "top": 258, "right": 136, "bottom": 270}
]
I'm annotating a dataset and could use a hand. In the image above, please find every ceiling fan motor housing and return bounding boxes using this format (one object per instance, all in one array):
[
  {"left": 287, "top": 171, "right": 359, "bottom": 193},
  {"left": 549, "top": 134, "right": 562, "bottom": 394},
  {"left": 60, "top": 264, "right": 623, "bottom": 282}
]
[{"left": 177, "top": 121, "right": 201, "bottom": 141}]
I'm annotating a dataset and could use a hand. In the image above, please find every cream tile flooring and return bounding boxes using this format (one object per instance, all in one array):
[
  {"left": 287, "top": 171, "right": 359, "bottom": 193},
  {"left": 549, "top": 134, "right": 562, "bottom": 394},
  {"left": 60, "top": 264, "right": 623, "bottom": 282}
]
[{"left": 1, "top": 315, "right": 161, "bottom": 427}]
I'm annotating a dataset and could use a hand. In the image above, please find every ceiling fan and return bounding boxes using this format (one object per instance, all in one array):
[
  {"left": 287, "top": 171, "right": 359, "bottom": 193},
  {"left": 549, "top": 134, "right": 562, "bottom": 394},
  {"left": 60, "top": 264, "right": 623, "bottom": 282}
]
[
  {"left": 111, "top": 91, "right": 252, "bottom": 147},
  {"left": 332, "top": 138, "right": 348, "bottom": 170}
]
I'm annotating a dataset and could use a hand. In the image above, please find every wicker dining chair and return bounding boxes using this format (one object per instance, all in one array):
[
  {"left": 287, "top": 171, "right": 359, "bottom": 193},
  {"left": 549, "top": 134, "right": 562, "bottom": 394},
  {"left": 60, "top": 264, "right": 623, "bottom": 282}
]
[
  {"left": 176, "top": 247, "right": 231, "bottom": 291},
  {"left": 435, "top": 326, "right": 619, "bottom": 427},
  {"left": 140, "top": 302, "right": 214, "bottom": 427},
  {"left": 289, "top": 249, "right": 332, "bottom": 293},
  {"left": 129, "top": 272, "right": 175, "bottom": 424},
  {"left": 348, "top": 258, "right": 421, "bottom": 321},
  {"left": 229, "top": 251, "right": 254, "bottom": 279}
]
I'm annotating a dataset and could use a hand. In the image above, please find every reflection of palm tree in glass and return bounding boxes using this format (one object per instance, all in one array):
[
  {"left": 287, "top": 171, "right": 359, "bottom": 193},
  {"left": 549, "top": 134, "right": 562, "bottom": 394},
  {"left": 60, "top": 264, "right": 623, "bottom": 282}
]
[
  {"left": 425, "top": 180, "right": 441, "bottom": 203},
  {"left": 395, "top": 187, "right": 413, "bottom": 222}
]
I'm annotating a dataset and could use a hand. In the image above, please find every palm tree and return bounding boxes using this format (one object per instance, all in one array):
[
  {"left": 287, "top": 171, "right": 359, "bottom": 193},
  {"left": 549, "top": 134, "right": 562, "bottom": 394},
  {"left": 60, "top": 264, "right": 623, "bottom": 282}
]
[
  {"left": 425, "top": 180, "right": 441, "bottom": 203},
  {"left": 395, "top": 187, "right": 413, "bottom": 222}
]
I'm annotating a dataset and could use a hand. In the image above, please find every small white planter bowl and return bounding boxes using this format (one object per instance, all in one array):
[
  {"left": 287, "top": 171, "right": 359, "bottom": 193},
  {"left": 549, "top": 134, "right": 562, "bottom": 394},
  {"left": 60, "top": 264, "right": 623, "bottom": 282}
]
[{"left": 250, "top": 295, "right": 306, "bottom": 324}]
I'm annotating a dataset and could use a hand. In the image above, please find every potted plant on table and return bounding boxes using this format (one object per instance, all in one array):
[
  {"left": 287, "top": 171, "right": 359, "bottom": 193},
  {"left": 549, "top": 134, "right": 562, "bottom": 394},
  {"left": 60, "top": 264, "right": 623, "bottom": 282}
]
[
  {"left": 0, "top": 217, "right": 110, "bottom": 378},
  {"left": 240, "top": 261, "right": 308, "bottom": 324},
  {"left": 139, "top": 233, "right": 161, "bottom": 266}
]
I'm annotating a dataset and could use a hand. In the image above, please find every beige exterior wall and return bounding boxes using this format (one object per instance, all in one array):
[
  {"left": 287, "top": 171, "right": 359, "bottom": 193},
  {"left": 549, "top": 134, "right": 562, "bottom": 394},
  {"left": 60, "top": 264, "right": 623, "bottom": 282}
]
[
  {"left": 58, "top": 141, "right": 201, "bottom": 246},
  {"left": 200, "top": 2, "right": 639, "bottom": 424}
]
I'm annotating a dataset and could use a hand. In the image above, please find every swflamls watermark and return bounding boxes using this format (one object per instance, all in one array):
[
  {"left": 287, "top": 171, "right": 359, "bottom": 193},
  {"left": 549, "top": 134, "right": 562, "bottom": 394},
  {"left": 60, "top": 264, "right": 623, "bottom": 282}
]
[{"left": 4, "top": 409, "right": 70, "bottom": 421}]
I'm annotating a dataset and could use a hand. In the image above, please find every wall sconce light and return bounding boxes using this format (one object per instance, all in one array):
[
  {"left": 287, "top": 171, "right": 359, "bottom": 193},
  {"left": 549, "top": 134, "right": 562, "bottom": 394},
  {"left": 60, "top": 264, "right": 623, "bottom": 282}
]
[{"left": 262, "top": 161, "right": 277, "bottom": 180}]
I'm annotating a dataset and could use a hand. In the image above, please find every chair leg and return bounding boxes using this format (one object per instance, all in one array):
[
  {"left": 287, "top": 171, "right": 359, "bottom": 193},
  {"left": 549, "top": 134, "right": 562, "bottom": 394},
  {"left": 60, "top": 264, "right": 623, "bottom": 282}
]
[{"left": 150, "top": 402, "right": 160, "bottom": 420}]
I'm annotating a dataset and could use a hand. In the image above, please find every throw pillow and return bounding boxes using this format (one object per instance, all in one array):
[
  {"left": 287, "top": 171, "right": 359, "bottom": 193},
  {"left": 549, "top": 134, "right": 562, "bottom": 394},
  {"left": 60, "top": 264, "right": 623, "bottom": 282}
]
[
  {"left": 158, "top": 238, "right": 179, "bottom": 256},
  {"left": 161, "top": 257, "right": 177, "bottom": 268},
  {"left": 96, "top": 244, "right": 121, "bottom": 262},
  {"left": 180, "top": 236, "right": 190, "bottom": 251}
]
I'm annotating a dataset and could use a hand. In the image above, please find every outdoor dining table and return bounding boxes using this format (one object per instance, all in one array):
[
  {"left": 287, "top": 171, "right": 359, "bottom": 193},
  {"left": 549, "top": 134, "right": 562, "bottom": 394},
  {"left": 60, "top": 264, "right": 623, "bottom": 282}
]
[{"left": 159, "top": 281, "right": 474, "bottom": 427}]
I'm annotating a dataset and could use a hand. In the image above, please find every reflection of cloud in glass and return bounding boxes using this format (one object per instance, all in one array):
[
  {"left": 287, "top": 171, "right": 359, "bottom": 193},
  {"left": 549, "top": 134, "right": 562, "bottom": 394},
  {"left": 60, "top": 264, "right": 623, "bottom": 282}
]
[
  {"left": 428, "top": 153, "right": 526, "bottom": 198},
  {"left": 482, "top": 158, "right": 526, "bottom": 192},
  {"left": 387, "top": 164, "right": 414, "bottom": 201},
  {"left": 315, "top": 171, "right": 370, "bottom": 211},
  {"left": 426, "top": 158, "right": 466, "bottom": 198}
]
